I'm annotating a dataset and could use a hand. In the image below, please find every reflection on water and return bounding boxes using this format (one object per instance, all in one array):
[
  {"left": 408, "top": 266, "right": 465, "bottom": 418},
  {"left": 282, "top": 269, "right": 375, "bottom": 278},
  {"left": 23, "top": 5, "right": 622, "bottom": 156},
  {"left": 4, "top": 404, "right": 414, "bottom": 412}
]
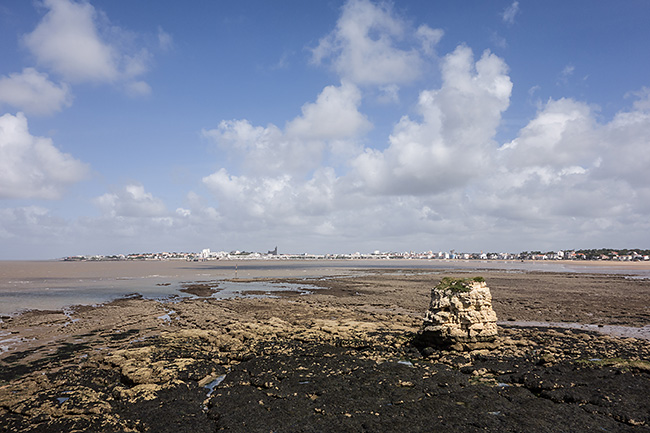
[{"left": 0, "top": 277, "right": 314, "bottom": 316}]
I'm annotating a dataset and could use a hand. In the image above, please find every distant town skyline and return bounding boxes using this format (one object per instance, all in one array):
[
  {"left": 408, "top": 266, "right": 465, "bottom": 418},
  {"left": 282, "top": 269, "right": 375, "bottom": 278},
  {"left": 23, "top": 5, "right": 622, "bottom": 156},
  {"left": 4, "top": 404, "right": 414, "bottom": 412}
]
[
  {"left": 62, "top": 247, "right": 650, "bottom": 262},
  {"left": 2, "top": 1, "right": 650, "bottom": 260}
]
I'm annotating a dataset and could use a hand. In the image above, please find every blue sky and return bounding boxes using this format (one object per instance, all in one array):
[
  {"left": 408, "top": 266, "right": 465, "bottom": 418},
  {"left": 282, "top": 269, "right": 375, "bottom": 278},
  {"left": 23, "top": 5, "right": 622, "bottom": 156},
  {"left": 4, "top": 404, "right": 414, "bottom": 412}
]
[{"left": 1, "top": 0, "right": 650, "bottom": 259}]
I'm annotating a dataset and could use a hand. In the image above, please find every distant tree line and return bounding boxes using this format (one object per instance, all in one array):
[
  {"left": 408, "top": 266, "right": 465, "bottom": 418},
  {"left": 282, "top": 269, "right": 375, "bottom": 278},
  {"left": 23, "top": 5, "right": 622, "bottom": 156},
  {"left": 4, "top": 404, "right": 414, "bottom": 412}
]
[
  {"left": 516, "top": 249, "right": 650, "bottom": 260},
  {"left": 573, "top": 248, "right": 650, "bottom": 260}
]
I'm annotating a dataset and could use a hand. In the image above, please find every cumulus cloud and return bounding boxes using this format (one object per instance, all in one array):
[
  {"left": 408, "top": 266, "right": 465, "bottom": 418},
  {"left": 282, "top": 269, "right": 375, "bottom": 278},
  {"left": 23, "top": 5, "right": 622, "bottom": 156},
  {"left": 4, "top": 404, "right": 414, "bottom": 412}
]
[
  {"left": 597, "top": 99, "right": 650, "bottom": 185},
  {"left": 472, "top": 92, "right": 650, "bottom": 244},
  {"left": 285, "top": 81, "right": 372, "bottom": 140},
  {"left": 352, "top": 46, "right": 512, "bottom": 194},
  {"left": 94, "top": 184, "right": 167, "bottom": 218},
  {"left": 23, "top": 0, "right": 151, "bottom": 90},
  {"left": 201, "top": 167, "right": 345, "bottom": 239},
  {"left": 199, "top": 44, "right": 514, "bottom": 246},
  {"left": 203, "top": 120, "right": 315, "bottom": 177},
  {"left": 500, "top": 98, "right": 598, "bottom": 168},
  {"left": 203, "top": 82, "right": 370, "bottom": 177},
  {"left": 0, "top": 68, "right": 72, "bottom": 115},
  {"left": 311, "top": 0, "right": 439, "bottom": 85},
  {"left": 628, "top": 87, "right": 650, "bottom": 111},
  {"left": 193, "top": 0, "right": 650, "bottom": 252},
  {"left": 203, "top": 170, "right": 295, "bottom": 220},
  {"left": 200, "top": 23, "right": 650, "bottom": 253},
  {"left": 0, "top": 112, "right": 89, "bottom": 199}
]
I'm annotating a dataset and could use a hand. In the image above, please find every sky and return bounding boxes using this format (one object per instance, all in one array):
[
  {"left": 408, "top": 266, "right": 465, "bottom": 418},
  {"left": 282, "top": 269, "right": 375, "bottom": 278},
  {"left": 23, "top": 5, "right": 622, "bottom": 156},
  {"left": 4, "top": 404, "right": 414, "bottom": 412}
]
[{"left": 1, "top": 0, "right": 650, "bottom": 259}]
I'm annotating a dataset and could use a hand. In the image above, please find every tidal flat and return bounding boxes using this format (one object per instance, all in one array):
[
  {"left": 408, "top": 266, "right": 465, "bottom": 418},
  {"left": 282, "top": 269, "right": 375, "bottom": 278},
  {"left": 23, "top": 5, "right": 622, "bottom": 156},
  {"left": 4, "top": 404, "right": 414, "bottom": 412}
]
[{"left": 1, "top": 262, "right": 649, "bottom": 432}]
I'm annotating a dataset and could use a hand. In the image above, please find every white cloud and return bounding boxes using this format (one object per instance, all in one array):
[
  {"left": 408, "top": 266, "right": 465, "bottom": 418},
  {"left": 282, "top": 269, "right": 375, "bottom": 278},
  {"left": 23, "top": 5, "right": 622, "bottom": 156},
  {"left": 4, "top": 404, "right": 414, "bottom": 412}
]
[
  {"left": 24, "top": 0, "right": 117, "bottom": 82},
  {"left": 0, "top": 68, "right": 72, "bottom": 115},
  {"left": 94, "top": 184, "right": 167, "bottom": 218},
  {"left": 203, "top": 170, "right": 295, "bottom": 220},
  {"left": 627, "top": 86, "right": 650, "bottom": 111},
  {"left": 0, "top": 112, "right": 89, "bottom": 199},
  {"left": 58, "top": 190, "right": 223, "bottom": 255},
  {"left": 198, "top": 46, "right": 516, "bottom": 247},
  {"left": 23, "top": 0, "right": 151, "bottom": 90},
  {"left": 476, "top": 92, "right": 650, "bottom": 235},
  {"left": 286, "top": 81, "right": 372, "bottom": 140},
  {"left": 416, "top": 25, "right": 444, "bottom": 55},
  {"left": 203, "top": 82, "right": 370, "bottom": 177},
  {"left": 176, "top": 207, "right": 191, "bottom": 218},
  {"left": 201, "top": 167, "right": 348, "bottom": 239},
  {"left": 502, "top": 1, "right": 520, "bottom": 25},
  {"left": 203, "top": 120, "right": 318, "bottom": 177},
  {"left": 351, "top": 46, "right": 512, "bottom": 194},
  {"left": 500, "top": 98, "right": 598, "bottom": 168},
  {"left": 597, "top": 101, "right": 650, "bottom": 185},
  {"left": 311, "top": 0, "right": 438, "bottom": 85}
]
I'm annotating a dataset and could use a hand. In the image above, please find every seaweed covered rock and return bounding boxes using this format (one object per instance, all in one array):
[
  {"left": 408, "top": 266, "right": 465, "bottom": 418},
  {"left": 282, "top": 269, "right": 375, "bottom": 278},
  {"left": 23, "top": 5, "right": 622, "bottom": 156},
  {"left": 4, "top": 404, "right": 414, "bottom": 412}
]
[{"left": 418, "top": 277, "right": 498, "bottom": 351}]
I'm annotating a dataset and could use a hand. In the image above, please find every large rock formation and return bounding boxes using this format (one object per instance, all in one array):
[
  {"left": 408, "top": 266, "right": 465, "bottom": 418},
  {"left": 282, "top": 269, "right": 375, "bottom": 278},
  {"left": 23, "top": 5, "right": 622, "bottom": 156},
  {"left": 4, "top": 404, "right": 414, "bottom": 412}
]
[{"left": 418, "top": 277, "right": 498, "bottom": 351}]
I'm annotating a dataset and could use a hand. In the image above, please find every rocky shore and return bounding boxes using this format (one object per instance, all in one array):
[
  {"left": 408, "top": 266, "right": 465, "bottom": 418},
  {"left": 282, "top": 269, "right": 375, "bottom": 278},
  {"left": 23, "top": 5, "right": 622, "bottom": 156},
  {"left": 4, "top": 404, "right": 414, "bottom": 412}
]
[{"left": 1, "top": 269, "right": 649, "bottom": 432}]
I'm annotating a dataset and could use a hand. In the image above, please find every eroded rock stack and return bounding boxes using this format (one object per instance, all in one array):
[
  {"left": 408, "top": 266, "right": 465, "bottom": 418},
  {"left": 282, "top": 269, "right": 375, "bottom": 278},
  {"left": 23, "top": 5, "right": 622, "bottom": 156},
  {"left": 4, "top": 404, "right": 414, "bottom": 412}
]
[{"left": 419, "top": 277, "right": 498, "bottom": 351}]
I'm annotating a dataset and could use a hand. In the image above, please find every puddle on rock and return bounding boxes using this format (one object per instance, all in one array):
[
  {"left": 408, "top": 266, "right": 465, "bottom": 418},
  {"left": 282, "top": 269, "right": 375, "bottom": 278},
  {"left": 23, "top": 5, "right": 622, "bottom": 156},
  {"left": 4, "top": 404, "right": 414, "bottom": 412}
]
[{"left": 204, "top": 374, "right": 227, "bottom": 397}]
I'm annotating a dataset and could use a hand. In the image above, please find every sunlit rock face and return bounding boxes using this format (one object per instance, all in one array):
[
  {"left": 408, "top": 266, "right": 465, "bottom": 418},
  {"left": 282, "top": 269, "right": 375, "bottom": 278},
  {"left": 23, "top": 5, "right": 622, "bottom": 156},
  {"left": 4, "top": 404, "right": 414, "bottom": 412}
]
[{"left": 419, "top": 278, "right": 498, "bottom": 351}]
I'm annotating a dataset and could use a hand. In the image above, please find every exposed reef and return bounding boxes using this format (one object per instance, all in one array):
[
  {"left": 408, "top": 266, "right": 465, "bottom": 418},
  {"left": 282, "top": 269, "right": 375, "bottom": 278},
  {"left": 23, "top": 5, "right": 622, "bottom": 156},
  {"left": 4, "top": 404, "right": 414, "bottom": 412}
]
[{"left": 1, "top": 270, "right": 649, "bottom": 432}]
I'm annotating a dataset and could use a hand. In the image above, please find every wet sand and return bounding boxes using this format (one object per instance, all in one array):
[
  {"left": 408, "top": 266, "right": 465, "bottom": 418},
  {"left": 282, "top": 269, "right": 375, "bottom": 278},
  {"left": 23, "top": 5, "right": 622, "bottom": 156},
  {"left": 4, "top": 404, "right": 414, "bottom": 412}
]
[{"left": 1, "top": 264, "right": 649, "bottom": 432}]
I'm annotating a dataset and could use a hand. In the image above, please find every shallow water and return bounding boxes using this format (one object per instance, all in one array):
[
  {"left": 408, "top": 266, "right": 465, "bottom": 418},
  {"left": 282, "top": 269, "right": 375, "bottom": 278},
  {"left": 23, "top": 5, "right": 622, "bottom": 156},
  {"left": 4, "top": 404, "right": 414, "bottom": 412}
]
[
  {"left": 204, "top": 375, "right": 227, "bottom": 397},
  {"left": 500, "top": 321, "right": 650, "bottom": 341},
  {"left": 1, "top": 259, "right": 649, "bottom": 316}
]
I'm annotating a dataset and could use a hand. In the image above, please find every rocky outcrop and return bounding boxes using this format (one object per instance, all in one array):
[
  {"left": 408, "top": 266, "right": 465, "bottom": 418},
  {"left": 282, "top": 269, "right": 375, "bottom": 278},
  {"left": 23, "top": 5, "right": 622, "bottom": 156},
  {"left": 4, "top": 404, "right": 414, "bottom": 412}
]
[{"left": 419, "top": 277, "right": 498, "bottom": 350}]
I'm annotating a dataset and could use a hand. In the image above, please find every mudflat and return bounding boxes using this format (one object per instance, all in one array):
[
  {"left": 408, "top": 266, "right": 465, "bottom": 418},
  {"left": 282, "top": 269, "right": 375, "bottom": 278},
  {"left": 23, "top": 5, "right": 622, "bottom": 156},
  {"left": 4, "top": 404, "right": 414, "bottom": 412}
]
[{"left": 1, "top": 266, "right": 649, "bottom": 432}]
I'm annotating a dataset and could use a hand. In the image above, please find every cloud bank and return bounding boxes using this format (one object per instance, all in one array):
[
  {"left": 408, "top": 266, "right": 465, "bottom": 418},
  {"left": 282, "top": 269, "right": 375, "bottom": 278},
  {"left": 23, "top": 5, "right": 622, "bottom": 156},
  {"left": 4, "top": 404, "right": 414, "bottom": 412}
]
[
  {"left": 193, "top": 0, "right": 650, "bottom": 253},
  {"left": 2, "top": 0, "right": 650, "bottom": 258}
]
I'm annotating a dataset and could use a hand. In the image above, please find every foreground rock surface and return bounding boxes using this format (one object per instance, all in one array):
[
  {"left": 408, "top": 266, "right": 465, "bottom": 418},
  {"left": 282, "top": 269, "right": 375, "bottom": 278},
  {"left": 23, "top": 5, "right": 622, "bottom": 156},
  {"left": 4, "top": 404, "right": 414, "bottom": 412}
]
[{"left": 1, "top": 269, "right": 649, "bottom": 432}]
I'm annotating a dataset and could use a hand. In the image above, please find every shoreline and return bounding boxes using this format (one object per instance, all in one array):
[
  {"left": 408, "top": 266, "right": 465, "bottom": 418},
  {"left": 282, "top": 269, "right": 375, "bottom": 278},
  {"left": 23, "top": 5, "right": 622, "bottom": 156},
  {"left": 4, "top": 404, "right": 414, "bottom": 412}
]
[{"left": 2, "top": 258, "right": 649, "bottom": 318}]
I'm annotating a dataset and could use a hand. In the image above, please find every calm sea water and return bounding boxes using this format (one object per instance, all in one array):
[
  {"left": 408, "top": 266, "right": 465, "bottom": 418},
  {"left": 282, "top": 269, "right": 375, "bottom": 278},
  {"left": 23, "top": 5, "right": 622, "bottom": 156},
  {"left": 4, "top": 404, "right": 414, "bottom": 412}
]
[{"left": 1, "top": 259, "right": 649, "bottom": 316}]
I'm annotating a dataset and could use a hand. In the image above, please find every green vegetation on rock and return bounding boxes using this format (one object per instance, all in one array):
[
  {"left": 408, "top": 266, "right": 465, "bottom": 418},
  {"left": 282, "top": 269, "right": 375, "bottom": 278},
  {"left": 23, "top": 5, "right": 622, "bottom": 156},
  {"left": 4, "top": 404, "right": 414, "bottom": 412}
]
[
  {"left": 434, "top": 276, "right": 485, "bottom": 293},
  {"left": 577, "top": 357, "right": 650, "bottom": 372}
]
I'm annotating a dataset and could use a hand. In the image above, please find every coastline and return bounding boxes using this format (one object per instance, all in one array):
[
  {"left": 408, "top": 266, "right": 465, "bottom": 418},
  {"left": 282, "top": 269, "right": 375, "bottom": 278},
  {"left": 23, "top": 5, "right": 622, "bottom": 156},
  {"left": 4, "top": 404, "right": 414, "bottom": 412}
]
[
  {"left": 2, "top": 258, "right": 649, "bottom": 318},
  {"left": 1, "top": 266, "right": 649, "bottom": 431}
]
